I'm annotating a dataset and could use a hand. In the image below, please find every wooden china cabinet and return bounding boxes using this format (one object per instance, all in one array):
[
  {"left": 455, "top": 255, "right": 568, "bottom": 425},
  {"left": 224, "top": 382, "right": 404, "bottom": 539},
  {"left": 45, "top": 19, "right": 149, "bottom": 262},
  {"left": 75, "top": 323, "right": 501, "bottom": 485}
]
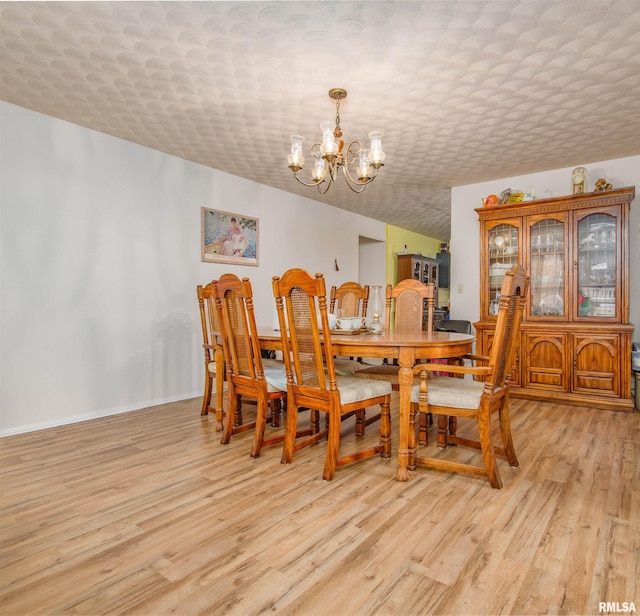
[
  {"left": 475, "top": 187, "right": 635, "bottom": 411},
  {"left": 397, "top": 253, "right": 439, "bottom": 292}
]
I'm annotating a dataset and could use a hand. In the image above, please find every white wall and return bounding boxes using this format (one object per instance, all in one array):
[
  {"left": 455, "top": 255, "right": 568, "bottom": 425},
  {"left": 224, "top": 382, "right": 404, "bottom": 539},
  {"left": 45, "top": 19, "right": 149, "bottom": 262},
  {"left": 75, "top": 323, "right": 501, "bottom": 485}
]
[
  {"left": 358, "top": 236, "right": 387, "bottom": 290},
  {"left": 450, "top": 155, "right": 640, "bottom": 338},
  {"left": 0, "top": 102, "right": 386, "bottom": 435}
]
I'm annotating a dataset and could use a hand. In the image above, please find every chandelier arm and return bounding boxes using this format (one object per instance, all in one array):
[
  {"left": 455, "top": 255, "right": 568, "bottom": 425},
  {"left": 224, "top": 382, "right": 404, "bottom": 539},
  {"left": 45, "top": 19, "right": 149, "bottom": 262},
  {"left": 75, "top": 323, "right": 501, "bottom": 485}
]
[
  {"left": 292, "top": 173, "right": 327, "bottom": 188},
  {"left": 316, "top": 179, "right": 333, "bottom": 195},
  {"left": 344, "top": 140, "right": 363, "bottom": 166},
  {"left": 342, "top": 157, "right": 378, "bottom": 188},
  {"left": 341, "top": 166, "right": 370, "bottom": 193}
]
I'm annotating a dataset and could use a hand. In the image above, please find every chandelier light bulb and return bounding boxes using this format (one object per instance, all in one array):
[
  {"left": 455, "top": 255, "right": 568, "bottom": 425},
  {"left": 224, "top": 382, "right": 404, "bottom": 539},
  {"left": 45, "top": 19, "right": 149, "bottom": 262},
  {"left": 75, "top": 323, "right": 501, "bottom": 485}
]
[
  {"left": 368, "top": 131, "right": 385, "bottom": 169},
  {"left": 288, "top": 135, "right": 305, "bottom": 171},
  {"left": 320, "top": 122, "right": 338, "bottom": 159},
  {"left": 312, "top": 157, "right": 327, "bottom": 181},
  {"left": 357, "top": 149, "right": 373, "bottom": 182}
]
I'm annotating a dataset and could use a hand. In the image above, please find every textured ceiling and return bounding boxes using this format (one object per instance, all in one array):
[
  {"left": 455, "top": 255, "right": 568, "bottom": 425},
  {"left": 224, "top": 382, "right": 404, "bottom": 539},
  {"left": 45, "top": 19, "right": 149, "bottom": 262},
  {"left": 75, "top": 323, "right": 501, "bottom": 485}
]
[{"left": 2, "top": 1, "right": 640, "bottom": 240}]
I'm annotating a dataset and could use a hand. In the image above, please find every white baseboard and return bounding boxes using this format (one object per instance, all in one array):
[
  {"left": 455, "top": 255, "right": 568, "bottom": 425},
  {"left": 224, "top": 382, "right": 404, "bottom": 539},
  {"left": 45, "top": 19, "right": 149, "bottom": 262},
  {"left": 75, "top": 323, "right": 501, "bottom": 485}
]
[{"left": 0, "top": 391, "right": 202, "bottom": 438}]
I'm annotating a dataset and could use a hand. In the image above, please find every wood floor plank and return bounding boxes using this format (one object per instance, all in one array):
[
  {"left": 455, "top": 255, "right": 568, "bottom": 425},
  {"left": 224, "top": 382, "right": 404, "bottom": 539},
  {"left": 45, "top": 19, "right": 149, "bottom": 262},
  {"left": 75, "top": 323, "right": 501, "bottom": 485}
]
[
  {"left": 362, "top": 562, "right": 449, "bottom": 616},
  {"left": 1, "top": 396, "right": 638, "bottom": 615}
]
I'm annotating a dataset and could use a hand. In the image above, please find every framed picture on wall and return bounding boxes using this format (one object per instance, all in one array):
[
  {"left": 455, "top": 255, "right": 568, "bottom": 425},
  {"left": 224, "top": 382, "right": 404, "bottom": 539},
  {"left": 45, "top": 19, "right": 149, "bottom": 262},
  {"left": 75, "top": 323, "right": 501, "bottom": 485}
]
[{"left": 201, "top": 207, "right": 259, "bottom": 266}]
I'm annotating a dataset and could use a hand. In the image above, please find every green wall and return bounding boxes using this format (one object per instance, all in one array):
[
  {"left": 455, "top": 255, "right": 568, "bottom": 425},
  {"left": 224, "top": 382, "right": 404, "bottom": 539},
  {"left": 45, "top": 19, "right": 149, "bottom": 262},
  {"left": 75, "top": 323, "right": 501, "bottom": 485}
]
[{"left": 386, "top": 225, "right": 443, "bottom": 285}]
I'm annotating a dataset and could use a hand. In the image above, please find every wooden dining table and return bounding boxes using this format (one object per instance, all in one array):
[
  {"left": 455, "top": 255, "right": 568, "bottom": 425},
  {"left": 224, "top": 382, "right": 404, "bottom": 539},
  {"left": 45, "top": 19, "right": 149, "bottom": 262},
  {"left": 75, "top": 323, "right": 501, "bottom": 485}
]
[{"left": 256, "top": 327, "right": 475, "bottom": 481}]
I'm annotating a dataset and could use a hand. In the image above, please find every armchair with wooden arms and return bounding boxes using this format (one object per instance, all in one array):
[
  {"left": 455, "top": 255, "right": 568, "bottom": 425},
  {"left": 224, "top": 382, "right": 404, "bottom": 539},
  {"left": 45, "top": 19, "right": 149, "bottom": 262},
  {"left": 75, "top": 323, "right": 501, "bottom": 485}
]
[
  {"left": 212, "top": 273, "right": 290, "bottom": 457},
  {"left": 410, "top": 266, "right": 529, "bottom": 488},
  {"left": 272, "top": 268, "right": 392, "bottom": 481}
]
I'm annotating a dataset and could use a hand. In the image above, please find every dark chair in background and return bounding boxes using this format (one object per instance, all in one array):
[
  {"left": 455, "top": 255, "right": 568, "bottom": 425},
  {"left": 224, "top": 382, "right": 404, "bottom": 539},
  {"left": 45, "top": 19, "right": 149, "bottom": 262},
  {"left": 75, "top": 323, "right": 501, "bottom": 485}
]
[{"left": 434, "top": 319, "right": 472, "bottom": 335}]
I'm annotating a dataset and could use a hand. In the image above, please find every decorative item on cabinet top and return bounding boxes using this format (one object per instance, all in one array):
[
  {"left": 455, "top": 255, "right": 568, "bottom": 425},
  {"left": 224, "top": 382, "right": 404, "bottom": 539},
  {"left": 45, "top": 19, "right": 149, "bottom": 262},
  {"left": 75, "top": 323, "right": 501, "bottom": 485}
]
[
  {"left": 571, "top": 166, "right": 586, "bottom": 194},
  {"left": 594, "top": 177, "right": 613, "bottom": 191},
  {"left": 483, "top": 189, "right": 529, "bottom": 206}
]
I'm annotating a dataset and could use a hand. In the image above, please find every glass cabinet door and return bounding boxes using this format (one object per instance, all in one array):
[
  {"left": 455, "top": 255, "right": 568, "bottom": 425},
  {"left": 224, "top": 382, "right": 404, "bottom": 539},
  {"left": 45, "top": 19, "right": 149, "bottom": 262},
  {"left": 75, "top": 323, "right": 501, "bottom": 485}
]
[
  {"left": 413, "top": 261, "right": 421, "bottom": 280},
  {"left": 528, "top": 215, "right": 566, "bottom": 319},
  {"left": 429, "top": 263, "right": 438, "bottom": 287},
  {"left": 487, "top": 222, "right": 519, "bottom": 317},
  {"left": 421, "top": 264, "right": 429, "bottom": 285},
  {"left": 576, "top": 211, "right": 618, "bottom": 319}
]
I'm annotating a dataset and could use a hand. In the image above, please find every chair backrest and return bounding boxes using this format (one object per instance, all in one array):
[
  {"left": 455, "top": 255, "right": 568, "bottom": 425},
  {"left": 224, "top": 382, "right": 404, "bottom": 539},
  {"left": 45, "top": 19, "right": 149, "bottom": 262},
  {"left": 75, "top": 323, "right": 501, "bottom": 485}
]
[
  {"left": 486, "top": 266, "right": 529, "bottom": 391},
  {"left": 197, "top": 281, "right": 222, "bottom": 365},
  {"left": 272, "top": 268, "right": 337, "bottom": 392},
  {"left": 329, "top": 282, "right": 369, "bottom": 318},
  {"left": 434, "top": 319, "right": 472, "bottom": 334},
  {"left": 385, "top": 279, "right": 436, "bottom": 333},
  {"left": 212, "top": 273, "right": 266, "bottom": 383}
]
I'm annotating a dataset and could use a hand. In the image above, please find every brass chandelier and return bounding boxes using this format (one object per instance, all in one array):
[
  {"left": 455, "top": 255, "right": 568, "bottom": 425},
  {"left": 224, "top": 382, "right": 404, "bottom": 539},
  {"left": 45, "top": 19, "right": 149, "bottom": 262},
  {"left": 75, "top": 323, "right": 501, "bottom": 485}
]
[{"left": 287, "top": 88, "right": 385, "bottom": 194}]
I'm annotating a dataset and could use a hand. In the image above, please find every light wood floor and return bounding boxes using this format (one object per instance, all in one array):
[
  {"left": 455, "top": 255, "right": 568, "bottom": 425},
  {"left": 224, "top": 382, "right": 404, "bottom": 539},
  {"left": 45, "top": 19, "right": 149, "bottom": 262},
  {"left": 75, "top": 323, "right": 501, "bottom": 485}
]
[{"left": 1, "top": 394, "right": 638, "bottom": 616}]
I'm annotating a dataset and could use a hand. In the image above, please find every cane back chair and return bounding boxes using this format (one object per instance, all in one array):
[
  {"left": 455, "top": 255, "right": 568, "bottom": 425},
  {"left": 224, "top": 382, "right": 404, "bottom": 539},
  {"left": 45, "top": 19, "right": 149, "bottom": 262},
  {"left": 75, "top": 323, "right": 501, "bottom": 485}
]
[
  {"left": 355, "top": 279, "right": 436, "bottom": 386},
  {"left": 330, "top": 281, "right": 370, "bottom": 372},
  {"left": 212, "top": 273, "right": 288, "bottom": 457},
  {"left": 197, "top": 281, "right": 227, "bottom": 430},
  {"left": 329, "top": 282, "right": 369, "bottom": 319},
  {"left": 272, "top": 268, "right": 392, "bottom": 481}
]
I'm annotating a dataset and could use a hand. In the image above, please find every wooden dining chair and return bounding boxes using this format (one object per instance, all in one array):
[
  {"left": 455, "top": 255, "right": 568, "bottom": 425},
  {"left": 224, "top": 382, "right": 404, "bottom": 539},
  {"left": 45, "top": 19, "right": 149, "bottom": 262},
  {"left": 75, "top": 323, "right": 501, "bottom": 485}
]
[
  {"left": 354, "top": 279, "right": 436, "bottom": 386},
  {"left": 410, "top": 266, "right": 529, "bottom": 488},
  {"left": 329, "top": 282, "right": 369, "bottom": 318},
  {"left": 272, "top": 268, "right": 392, "bottom": 480},
  {"left": 197, "top": 281, "right": 227, "bottom": 430},
  {"left": 329, "top": 281, "right": 370, "bottom": 373},
  {"left": 212, "top": 273, "right": 289, "bottom": 457}
]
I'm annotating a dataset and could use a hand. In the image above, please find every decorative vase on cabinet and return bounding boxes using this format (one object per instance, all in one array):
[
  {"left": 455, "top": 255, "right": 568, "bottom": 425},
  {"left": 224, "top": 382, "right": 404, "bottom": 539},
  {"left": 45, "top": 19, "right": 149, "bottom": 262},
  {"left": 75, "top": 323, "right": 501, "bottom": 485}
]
[{"left": 475, "top": 186, "right": 636, "bottom": 411}]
